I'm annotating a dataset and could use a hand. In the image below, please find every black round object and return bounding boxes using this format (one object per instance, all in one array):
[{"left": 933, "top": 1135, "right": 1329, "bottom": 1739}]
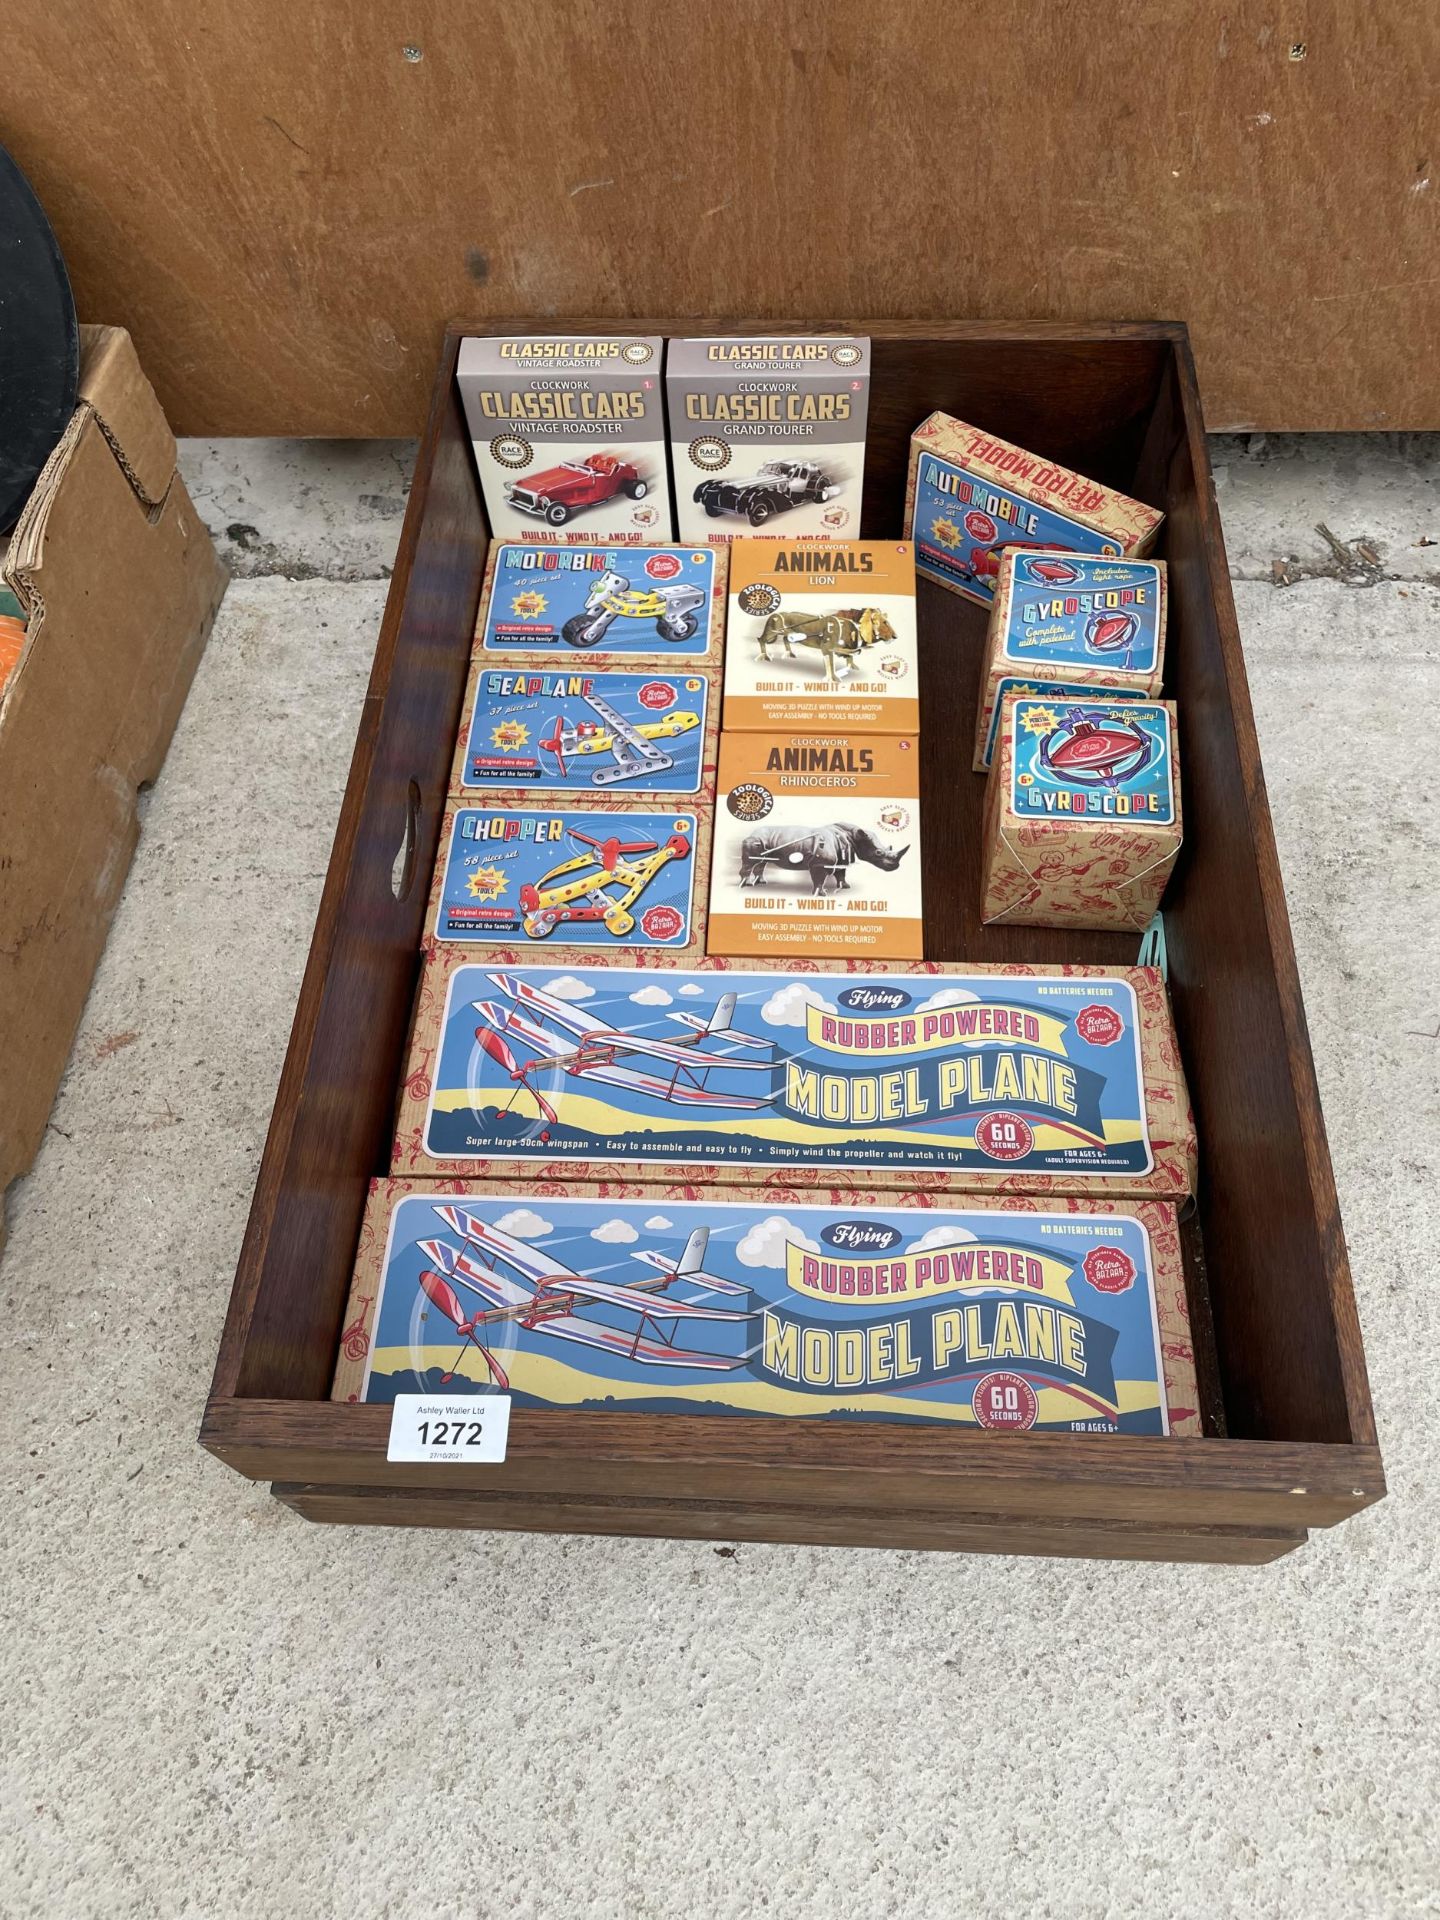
[{"left": 0, "top": 146, "right": 80, "bottom": 534}]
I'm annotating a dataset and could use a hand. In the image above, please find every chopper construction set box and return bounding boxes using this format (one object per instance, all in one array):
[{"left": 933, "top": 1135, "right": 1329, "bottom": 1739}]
[{"left": 331, "top": 333, "right": 1205, "bottom": 1444}]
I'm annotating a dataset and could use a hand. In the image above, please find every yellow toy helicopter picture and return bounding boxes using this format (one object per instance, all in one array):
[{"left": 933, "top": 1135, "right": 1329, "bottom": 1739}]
[{"left": 518, "top": 824, "right": 693, "bottom": 939}]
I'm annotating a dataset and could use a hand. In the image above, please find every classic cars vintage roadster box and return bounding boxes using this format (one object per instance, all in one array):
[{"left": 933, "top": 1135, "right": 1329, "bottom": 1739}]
[
  {"left": 982, "top": 694, "right": 1183, "bottom": 932},
  {"left": 903, "top": 412, "right": 1164, "bottom": 605},
  {"left": 722, "top": 539, "right": 920, "bottom": 736},
  {"left": 427, "top": 797, "right": 709, "bottom": 958},
  {"left": 710, "top": 731, "right": 922, "bottom": 960},
  {"left": 974, "top": 550, "right": 1168, "bottom": 768},
  {"left": 474, "top": 541, "right": 723, "bottom": 662},
  {"left": 392, "top": 956, "right": 1197, "bottom": 1200},
  {"left": 332, "top": 1180, "right": 1201, "bottom": 1438},
  {"left": 668, "top": 336, "right": 870, "bottom": 545},
  {"left": 457, "top": 336, "right": 671, "bottom": 543},
  {"left": 452, "top": 657, "right": 720, "bottom": 799}
]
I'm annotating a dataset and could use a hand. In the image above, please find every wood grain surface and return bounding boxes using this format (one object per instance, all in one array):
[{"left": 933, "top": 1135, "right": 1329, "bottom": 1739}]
[
  {"left": 6, "top": 4, "right": 1436, "bottom": 434},
  {"left": 270, "top": 1481, "right": 1308, "bottom": 1562}
]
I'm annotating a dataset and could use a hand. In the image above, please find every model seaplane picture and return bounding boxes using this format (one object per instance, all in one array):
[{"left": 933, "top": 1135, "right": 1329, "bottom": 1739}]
[
  {"left": 458, "top": 971, "right": 778, "bottom": 1144},
  {"left": 460, "top": 669, "right": 709, "bottom": 797},
  {"left": 539, "top": 689, "right": 701, "bottom": 788}
]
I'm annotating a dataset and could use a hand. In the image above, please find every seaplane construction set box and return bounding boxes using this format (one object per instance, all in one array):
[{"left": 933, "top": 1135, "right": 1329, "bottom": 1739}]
[
  {"left": 474, "top": 541, "right": 724, "bottom": 665},
  {"left": 333, "top": 1180, "right": 1201, "bottom": 1438},
  {"left": 452, "top": 656, "right": 721, "bottom": 801},
  {"left": 974, "top": 550, "right": 1169, "bottom": 770},
  {"left": 668, "top": 336, "right": 870, "bottom": 544},
  {"left": 457, "top": 336, "right": 670, "bottom": 543},
  {"left": 982, "top": 695, "right": 1183, "bottom": 933},
  {"left": 392, "top": 955, "right": 1197, "bottom": 1201},
  {"left": 710, "top": 732, "right": 922, "bottom": 960},
  {"left": 427, "top": 796, "right": 710, "bottom": 960},
  {"left": 723, "top": 539, "right": 920, "bottom": 736},
  {"left": 904, "top": 412, "right": 1164, "bottom": 607}
]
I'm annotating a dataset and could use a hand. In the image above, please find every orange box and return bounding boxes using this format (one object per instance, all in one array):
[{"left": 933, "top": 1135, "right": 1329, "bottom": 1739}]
[
  {"left": 709, "top": 731, "right": 922, "bottom": 958},
  {"left": 723, "top": 538, "right": 919, "bottom": 735},
  {"left": 982, "top": 692, "right": 1183, "bottom": 931}
]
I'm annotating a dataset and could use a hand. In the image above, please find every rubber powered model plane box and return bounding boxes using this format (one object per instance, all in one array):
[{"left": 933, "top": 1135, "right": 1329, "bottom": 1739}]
[
  {"left": 457, "top": 335, "right": 670, "bottom": 543},
  {"left": 904, "top": 413, "right": 1163, "bottom": 606},
  {"left": 668, "top": 337, "right": 870, "bottom": 545},
  {"left": 974, "top": 550, "right": 1168, "bottom": 770},
  {"left": 723, "top": 539, "right": 920, "bottom": 736},
  {"left": 710, "top": 732, "right": 922, "bottom": 960},
  {"left": 332, "top": 1179, "right": 1202, "bottom": 1437},
  {"left": 426, "top": 796, "right": 710, "bottom": 959},
  {"left": 392, "top": 956, "right": 1197, "bottom": 1201},
  {"left": 474, "top": 541, "right": 724, "bottom": 664},
  {"left": 982, "top": 694, "right": 1183, "bottom": 932},
  {"left": 452, "top": 655, "right": 720, "bottom": 800}
]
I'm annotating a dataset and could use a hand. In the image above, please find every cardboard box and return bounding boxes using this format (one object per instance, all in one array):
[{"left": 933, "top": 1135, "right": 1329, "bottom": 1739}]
[
  {"left": 723, "top": 538, "right": 920, "bottom": 735},
  {"left": 473, "top": 540, "right": 723, "bottom": 663},
  {"left": 709, "top": 731, "right": 922, "bottom": 959},
  {"left": 982, "top": 693, "right": 1183, "bottom": 931},
  {"left": 457, "top": 334, "right": 670, "bottom": 542},
  {"left": 668, "top": 336, "right": 870, "bottom": 544},
  {"left": 0, "top": 326, "right": 226, "bottom": 1239},
  {"left": 974, "top": 549, "right": 1168, "bottom": 769},
  {"left": 904, "top": 412, "right": 1164, "bottom": 604},
  {"left": 426, "top": 796, "right": 710, "bottom": 958},
  {"left": 333, "top": 1178, "right": 1201, "bottom": 1437},
  {"left": 393, "top": 954, "right": 1197, "bottom": 1200},
  {"left": 451, "top": 655, "right": 720, "bottom": 800}
]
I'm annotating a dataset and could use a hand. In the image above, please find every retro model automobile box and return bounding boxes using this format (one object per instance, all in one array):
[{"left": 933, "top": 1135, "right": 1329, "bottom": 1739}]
[
  {"left": 668, "top": 336, "right": 870, "bottom": 543},
  {"left": 0, "top": 326, "right": 225, "bottom": 1245},
  {"left": 457, "top": 334, "right": 670, "bottom": 543}
]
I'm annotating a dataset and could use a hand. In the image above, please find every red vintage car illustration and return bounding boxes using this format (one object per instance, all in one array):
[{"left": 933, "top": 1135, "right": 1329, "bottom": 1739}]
[{"left": 506, "top": 452, "right": 649, "bottom": 527}]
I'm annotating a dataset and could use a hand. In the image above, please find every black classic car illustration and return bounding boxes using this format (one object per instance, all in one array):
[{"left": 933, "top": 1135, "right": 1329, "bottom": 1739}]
[{"left": 693, "top": 459, "right": 842, "bottom": 527}]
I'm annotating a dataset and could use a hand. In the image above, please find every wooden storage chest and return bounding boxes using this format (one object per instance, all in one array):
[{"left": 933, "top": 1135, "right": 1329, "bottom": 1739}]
[{"left": 201, "top": 321, "right": 1383, "bottom": 1564}]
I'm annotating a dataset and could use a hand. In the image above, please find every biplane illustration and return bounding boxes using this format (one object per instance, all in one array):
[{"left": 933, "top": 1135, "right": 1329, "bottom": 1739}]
[
  {"left": 470, "top": 971, "right": 777, "bottom": 1137},
  {"left": 539, "top": 690, "right": 701, "bottom": 787},
  {"left": 518, "top": 824, "right": 692, "bottom": 940},
  {"left": 413, "top": 1207, "right": 755, "bottom": 1388}
]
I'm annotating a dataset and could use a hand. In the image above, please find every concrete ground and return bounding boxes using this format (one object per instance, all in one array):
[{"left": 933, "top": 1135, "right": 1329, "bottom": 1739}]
[{"left": 2, "top": 434, "right": 1436, "bottom": 1919}]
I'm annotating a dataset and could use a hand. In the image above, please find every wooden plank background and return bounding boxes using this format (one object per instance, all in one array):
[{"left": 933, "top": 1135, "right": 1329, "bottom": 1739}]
[{"left": 6, "top": 1, "right": 1436, "bottom": 434}]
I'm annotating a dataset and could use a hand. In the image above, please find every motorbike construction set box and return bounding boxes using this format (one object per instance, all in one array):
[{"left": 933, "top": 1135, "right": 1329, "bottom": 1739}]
[
  {"left": 331, "top": 341, "right": 1206, "bottom": 1442},
  {"left": 457, "top": 332, "right": 873, "bottom": 547}
]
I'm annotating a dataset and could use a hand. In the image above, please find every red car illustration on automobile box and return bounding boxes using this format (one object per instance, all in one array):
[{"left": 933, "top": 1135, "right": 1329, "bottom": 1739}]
[{"left": 458, "top": 334, "right": 671, "bottom": 543}]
